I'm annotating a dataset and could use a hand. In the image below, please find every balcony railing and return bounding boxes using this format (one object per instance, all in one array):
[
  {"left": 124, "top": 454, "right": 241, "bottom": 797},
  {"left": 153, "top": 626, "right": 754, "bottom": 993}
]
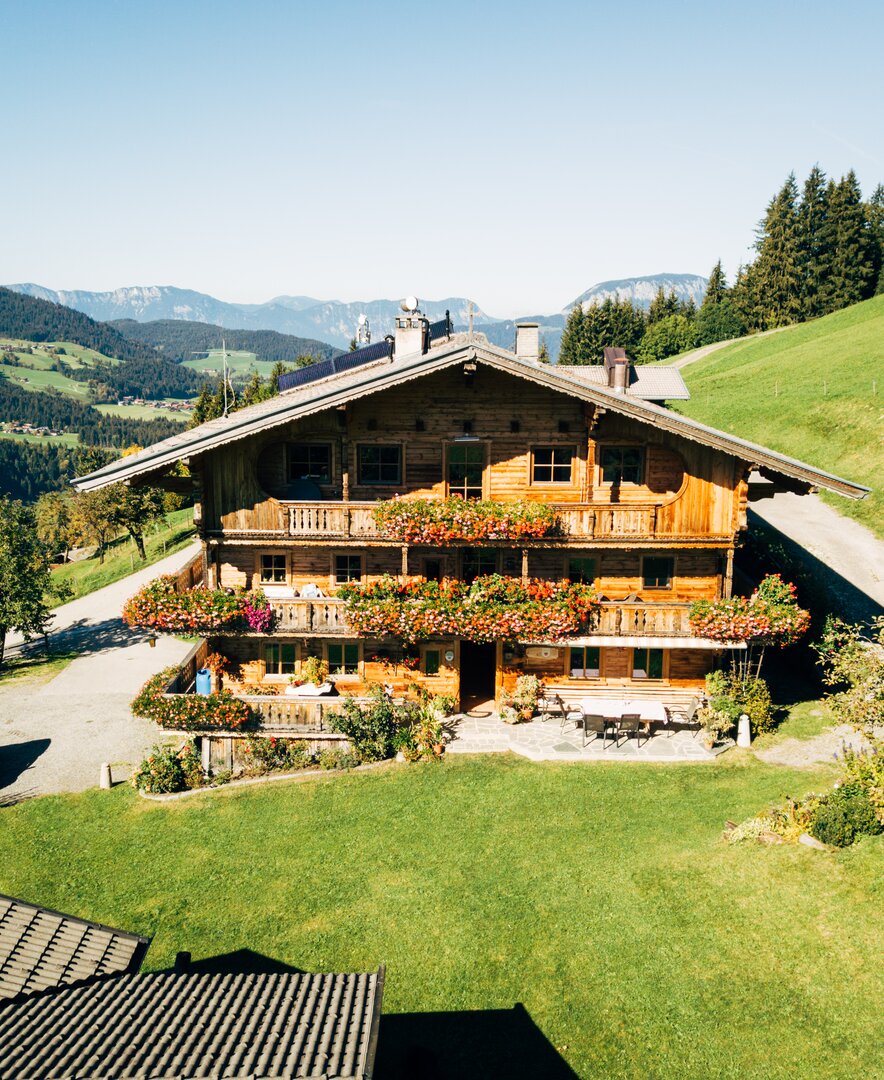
[
  {"left": 267, "top": 598, "right": 695, "bottom": 639},
  {"left": 283, "top": 501, "right": 661, "bottom": 541}
]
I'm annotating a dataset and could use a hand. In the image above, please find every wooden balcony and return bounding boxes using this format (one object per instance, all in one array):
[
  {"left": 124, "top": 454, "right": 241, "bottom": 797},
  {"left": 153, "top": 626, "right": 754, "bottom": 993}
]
[
  {"left": 267, "top": 597, "right": 694, "bottom": 640},
  {"left": 282, "top": 500, "right": 661, "bottom": 542},
  {"left": 593, "top": 602, "right": 693, "bottom": 637}
]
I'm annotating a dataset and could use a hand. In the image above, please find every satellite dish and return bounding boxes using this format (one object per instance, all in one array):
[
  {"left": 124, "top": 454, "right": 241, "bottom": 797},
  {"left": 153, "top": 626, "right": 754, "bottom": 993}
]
[
  {"left": 357, "top": 314, "right": 367, "bottom": 326},
  {"left": 401, "top": 296, "right": 419, "bottom": 313}
]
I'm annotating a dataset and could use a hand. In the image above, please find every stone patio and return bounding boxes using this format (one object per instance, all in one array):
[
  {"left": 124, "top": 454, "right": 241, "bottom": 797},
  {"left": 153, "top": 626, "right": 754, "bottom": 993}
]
[{"left": 445, "top": 711, "right": 731, "bottom": 762}]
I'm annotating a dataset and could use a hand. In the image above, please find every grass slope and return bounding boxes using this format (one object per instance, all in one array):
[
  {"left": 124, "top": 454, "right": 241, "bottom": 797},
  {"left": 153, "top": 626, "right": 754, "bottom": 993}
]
[
  {"left": 95, "top": 403, "right": 189, "bottom": 423},
  {"left": 673, "top": 296, "right": 884, "bottom": 536},
  {"left": 181, "top": 348, "right": 275, "bottom": 377},
  {"left": 51, "top": 507, "right": 196, "bottom": 604},
  {"left": 0, "top": 756, "right": 880, "bottom": 1079}
]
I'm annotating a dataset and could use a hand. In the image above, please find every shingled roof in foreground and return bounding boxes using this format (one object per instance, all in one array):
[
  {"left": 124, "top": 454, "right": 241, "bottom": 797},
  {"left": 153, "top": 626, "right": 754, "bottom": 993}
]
[
  {"left": 0, "top": 968, "right": 385, "bottom": 1080},
  {"left": 0, "top": 894, "right": 149, "bottom": 1004}
]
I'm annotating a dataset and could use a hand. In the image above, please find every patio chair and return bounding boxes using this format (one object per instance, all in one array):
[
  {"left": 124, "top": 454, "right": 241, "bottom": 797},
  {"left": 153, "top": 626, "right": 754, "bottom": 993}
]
[
  {"left": 665, "top": 697, "right": 702, "bottom": 737},
  {"left": 615, "top": 713, "right": 646, "bottom": 748},
  {"left": 556, "top": 695, "right": 584, "bottom": 733},
  {"left": 582, "top": 713, "right": 609, "bottom": 749},
  {"left": 536, "top": 692, "right": 559, "bottom": 722}
]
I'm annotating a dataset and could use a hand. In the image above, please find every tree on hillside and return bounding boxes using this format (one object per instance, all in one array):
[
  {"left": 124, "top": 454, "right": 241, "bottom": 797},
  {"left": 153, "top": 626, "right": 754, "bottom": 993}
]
[
  {"left": 111, "top": 485, "right": 166, "bottom": 560},
  {"left": 647, "top": 288, "right": 681, "bottom": 325},
  {"left": 0, "top": 498, "right": 54, "bottom": 670},
  {"left": 637, "top": 314, "right": 696, "bottom": 362},
  {"left": 868, "top": 184, "right": 884, "bottom": 295},
  {"left": 745, "top": 173, "right": 804, "bottom": 330},
  {"left": 71, "top": 487, "right": 121, "bottom": 563},
  {"left": 694, "top": 261, "right": 745, "bottom": 345},
  {"left": 559, "top": 298, "right": 646, "bottom": 364},
  {"left": 797, "top": 165, "right": 831, "bottom": 320},
  {"left": 35, "top": 491, "right": 76, "bottom": 562},
  {"left": 818, "top": 171, "right": 877, "bottom": 314}
]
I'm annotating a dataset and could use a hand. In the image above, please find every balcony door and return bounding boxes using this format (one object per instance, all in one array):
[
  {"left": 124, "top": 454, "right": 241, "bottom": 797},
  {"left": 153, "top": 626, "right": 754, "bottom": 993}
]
[{"left": 446, "top": 443, "right": 485, "bottom": 500}]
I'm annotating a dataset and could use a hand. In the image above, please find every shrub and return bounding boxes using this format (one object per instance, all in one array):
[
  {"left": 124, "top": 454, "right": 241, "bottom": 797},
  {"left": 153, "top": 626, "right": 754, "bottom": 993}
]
[
  {"left": 123, "top": 576, "right": 274, "bottom": 634},
  {"left": 840, "top": 744, "right": 884, "bottom": 824},
  {"left": 810, "top": 784, "right": 883, "bottom": 847},
  {"left": 373, "top": 496, "right": 560, "bottom": 543},
  {"left": 704, "top": 671, "right": 775, "bottom": 735},
  {"left": 243, "top": 736, "right": 312, "bottom": 774},
  {"left": 131, "top": 740, "right": 204, "bottom": 794},
  {"left": 331, "top": 686, "right": 414, "bottom": 761},
  {"left": 318, "top": 746, "right": 361, "bottom": 770}
]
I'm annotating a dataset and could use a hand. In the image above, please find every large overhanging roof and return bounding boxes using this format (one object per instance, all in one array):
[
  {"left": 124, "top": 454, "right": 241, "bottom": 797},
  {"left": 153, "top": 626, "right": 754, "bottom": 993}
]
[{"left": 73, "top": 336, "right": 869, "bottom": 499}]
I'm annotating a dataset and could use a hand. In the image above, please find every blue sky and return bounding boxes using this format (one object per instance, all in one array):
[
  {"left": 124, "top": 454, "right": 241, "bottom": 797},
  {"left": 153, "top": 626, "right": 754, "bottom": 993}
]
[{"left": 2, "top": 0, "right": 882, "bottom": 316}]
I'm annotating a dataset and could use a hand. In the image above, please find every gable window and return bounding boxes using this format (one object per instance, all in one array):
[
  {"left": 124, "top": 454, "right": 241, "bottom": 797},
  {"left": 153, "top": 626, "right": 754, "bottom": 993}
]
[
  {"left": 600, "top": 446, "right": 644, "bottom": 485},
  {"left": 643, "top": 556, "right": 674, "bottom": 589},
  {"left": 327, "top": 641, "right": 360, "bottom": 676},
  {"left": 334, "top": 554, "right": 363, "bottom": 584},
  {"left": 570, "top": 646, "right": 600, "bottom": 679},
  {"left": 265, "top": 643, "right": 296, "bottom": 676},
  {"left": 446, "top": 443, "right": 485, "bottom": 500},
  {"left": 259, "top": 553, "right": 287, "bottom": 584},
  {"left": 567, "top": 557, "right": 597, "bottom": 585},
  {"left": 532, "top": 446, "right": 573, "bottom": 484},
  {"left": 288, "top": 443, "right": 331, "bottom": 483},
  {"left": 462, "top": 548, "right": 498, "bottom": 584},
  {"left": 358, "top": 445, "right": 402, "bottom": 485},
  {"left": 633, "top": 648, "right": 664, "bottom": 680}
]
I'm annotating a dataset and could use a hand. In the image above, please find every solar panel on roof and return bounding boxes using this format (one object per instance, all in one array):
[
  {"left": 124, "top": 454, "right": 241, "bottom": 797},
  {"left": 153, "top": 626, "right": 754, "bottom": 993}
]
[
  {"left": 277, "top": 339, "right": 393, "bottom": 393},
  {"left": 428, "top": 311, "right": 452, "bottom": 342}
]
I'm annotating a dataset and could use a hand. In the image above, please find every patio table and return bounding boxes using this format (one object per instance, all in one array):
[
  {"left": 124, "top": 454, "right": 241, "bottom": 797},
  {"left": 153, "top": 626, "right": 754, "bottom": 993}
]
[{"left": 577, "top": 698, "right": 667, "bottom": 724}]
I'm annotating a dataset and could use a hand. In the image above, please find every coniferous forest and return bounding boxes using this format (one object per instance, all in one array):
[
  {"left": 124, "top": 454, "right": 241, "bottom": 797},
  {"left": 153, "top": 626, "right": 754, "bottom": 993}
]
[{"left": 559, "top": 167, "right": 883, "bottom": 364}]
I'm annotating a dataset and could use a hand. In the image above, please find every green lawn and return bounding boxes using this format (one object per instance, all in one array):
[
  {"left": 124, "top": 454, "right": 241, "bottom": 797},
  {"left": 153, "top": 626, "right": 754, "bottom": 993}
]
[
  {"left": 0, "top": 649, "right": 78, "bottom": 686},
  {"left": 181, "top": 349, "right": 279, "bottom": 378},
  {"left": 95, "top": 402, "right": 190, "bottom": 423},
  {"left": 0, "top": 359, "right": 93, "bottom": 399},
  {"left": 50, "top": 507, "right": 196, "bottom": 604},
  {"left": 0, "top": 430, "right": 80, "bottom": 446},
  {"left": 1, "top": 755, "right": 880, "bottom": 1079},
  {"left": 672, "top": 296, "right": 884, "bottom": 536}
]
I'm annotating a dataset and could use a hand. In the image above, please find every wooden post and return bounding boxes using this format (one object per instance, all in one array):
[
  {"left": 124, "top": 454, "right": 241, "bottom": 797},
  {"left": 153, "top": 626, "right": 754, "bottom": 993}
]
[
  {"left": 724, "top": 548, "right": 734, "bottom": 599},
  {"left": 401, "top": 545, "right": 408, "bottom": 583},
  {"left": 521, "top": 549, "right": 529, "bottom": 585}
]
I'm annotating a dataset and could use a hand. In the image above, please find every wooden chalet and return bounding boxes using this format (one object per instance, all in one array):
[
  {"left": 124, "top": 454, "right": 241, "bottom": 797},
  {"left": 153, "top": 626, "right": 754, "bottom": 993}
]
[{"left": 75, "top": 314, "right": 868, "bottom": 716}]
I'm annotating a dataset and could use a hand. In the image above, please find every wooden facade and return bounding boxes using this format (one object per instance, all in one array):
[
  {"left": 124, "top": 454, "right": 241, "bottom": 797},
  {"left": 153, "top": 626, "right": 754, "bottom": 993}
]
[{"left": 188, "top": 362, "right": 752, "bottom": 709}]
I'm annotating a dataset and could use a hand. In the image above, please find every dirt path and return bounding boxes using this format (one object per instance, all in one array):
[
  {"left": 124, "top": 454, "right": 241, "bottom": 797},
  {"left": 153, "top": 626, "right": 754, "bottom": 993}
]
[
  {"left": 669, "top": 326, "right": 791, "bottom": 370},
  {"left": 0, "top": 543, "right": 202, "bottom": 803},
  {"left": 753, "top": 723, "right": 868, "bottom": 768}
]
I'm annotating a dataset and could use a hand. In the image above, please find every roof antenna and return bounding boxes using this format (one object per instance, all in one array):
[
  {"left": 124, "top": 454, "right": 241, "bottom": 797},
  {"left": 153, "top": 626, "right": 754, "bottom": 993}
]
[
  {"left": 467, "top": 301, "right": 474, "bottom": 336},
  {"left": 221, "top": 338, "right": 230, "bottom": 416},
  {"left": 356, "top": 314, "right": 371, "bottom": 346}
]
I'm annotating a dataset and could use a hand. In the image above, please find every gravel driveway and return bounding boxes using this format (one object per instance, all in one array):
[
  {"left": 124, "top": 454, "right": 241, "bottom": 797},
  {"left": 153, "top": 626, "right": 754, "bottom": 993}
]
[{"left": 0, "top": 543, "right": 201, "bottom": 804}]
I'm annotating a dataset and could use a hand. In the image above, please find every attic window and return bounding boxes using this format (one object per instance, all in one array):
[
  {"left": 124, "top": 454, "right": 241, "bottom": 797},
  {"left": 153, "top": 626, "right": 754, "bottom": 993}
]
[
  {"left": 367, "top": 418, "right": 377, "bottom": 431},
  {"left": 510, "top": 420, "right": 521, "bottom": 433},
  {"left": 462, "top": 420, "right": 474, "bottom": 435},
  {"left": 558, "top": 420, "right": 570, "bottom": 434},
  {"left": 415, "top": 418, "right": 426, "bottom": 432}
]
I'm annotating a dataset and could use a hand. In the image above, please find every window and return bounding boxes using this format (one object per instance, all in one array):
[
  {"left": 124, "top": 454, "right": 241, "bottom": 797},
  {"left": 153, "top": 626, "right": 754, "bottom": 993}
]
[
  {"left": 327, "top": 641, "right": 360, "bottom": 675},
  {"left": 334, "top": 555, "right": 362, "bottom": 584},
  {"left": 462, "top": 548, "right": 498, "bottom": 584},
  {"left": 259, "top": 553, "right": 287, "bottom": 584},
  {"left": 643, "top": 556, "right": 674, "bottom": 589},
  {"left": 632, "top": 648, "right": 664, "bottom": 679},
  {"left": 532, "top": 446, "right": 573, "bottom": 484},
  {"left": 423, "top": 558, "right": 442, "bottom": 582},
  {"left": 600, "top": 446, "right": 644, "bottom": 485},
  {"left": 288, "top": 443, "right": 331, "bottom": 483},
  {"left": 447, "top": 443, "right": 484, "bottom": 499},
  {"left": 423, "top": 649, "right": 441, "bottom": 676},
  {"left": 358, "top": 444, "right": 402, "bottom": 485},
  {"left": 265, "top": 643, "right": 296, "bottom": 676},
  {"left": 570, "top": 646, "right": 600, "bottom": 679},
  {"left": 568, "top": 557, "right": 596, "bottom": 585}
]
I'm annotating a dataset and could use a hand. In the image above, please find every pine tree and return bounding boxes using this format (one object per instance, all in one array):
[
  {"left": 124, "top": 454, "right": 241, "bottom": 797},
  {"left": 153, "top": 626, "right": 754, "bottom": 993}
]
[
  {"left": 797, "top": 165, "right": 830, "bottom": 319},
  {"left": 558, "top": 304, "right": 587, "bottom": 365},
  {"left": 701, "top": 261, "right": 728, "bottom": 308},
  {"left": 750, "top": 173, "right": 803, "bottom": 329},
  {"left": 819, "top": 171, "right": 876, "bottom": 313},
  {"left": 647, "top": 288, "right": 680, "bottom": 325},
  {"left": 868, "top": 184, "right": 884, "bottom": 295}
]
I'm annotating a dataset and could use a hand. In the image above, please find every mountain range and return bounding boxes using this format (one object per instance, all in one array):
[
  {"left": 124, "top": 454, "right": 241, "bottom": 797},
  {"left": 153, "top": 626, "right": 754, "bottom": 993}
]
[{"left": 7, "top": 275, "right": 707, "bottom": 354}]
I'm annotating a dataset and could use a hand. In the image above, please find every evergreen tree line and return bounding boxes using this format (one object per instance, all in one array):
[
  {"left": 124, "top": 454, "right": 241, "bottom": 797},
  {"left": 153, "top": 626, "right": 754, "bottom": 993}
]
[
  {"left": 63, "top": 355, "right": 204, "bottom": 400},
  {"left": 189, "top": 362, "right": 302, "bottom": 426},
  {"left": 559, "top": 166, "right": 883, "bottom": 365},
  {"left": 0, "top": 441, "right": 116, "bottom": 503},
  {"left": 0, "top": 378, "right": 183, "bottom": 448},
  {"left": 0, "top": 287, "right": 157, "bottom": 362},
  {"left": 110, "top": 318, "right": 340, "bottom": 365}
]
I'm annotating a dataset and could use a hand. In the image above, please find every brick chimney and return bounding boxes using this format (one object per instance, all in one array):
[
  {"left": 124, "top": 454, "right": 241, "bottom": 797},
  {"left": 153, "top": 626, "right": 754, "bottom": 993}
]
[
  {"left": 603, "top": 347, "right": 630, "bottom": 392},
  {"left": 515, "top": 322, "right": 540, "bottom": 362}
]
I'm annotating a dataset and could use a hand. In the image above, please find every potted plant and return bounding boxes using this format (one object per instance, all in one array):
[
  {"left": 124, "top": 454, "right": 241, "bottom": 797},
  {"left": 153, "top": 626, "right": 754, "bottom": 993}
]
[{"left": 697, "top": 706, "right": 734, "bottom": 750}]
